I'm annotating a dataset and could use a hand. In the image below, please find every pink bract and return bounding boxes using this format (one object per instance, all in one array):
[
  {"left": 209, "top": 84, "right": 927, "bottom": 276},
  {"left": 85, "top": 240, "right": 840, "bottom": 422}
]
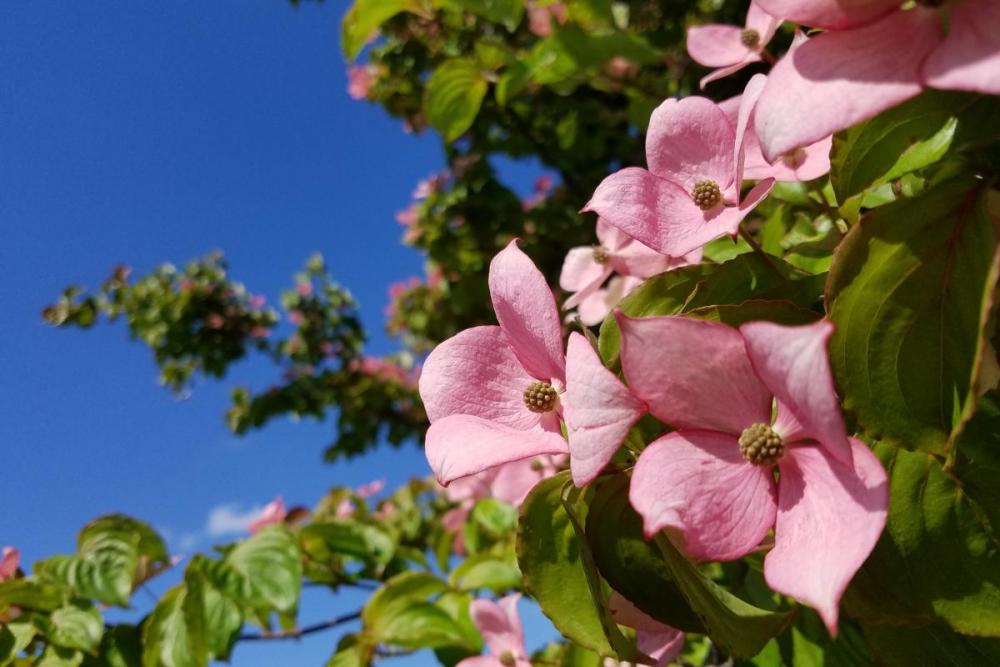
[
  {"left": 420, "top": 241, "right": 569, "bottom": 488},
  {"left": 619, "top": 315, "right": 888, "bottom": 634},
  {"left": 0, "top": 547, "right": 19, "bottom": 582},
  {"left": 459, "top": 594, "right": 532, "bottom": 667},
  {"left": 687, "top": 2, "right": 782, "bottom": 88},
  {"left": 754, "top": 1, "right": 1000, "bottom": 161},
  {"left": 248, "top": 496, "right": 287, "bottom": 534},
  {"left": 584, "top": 96, "right": 774, "bottom": 258}
]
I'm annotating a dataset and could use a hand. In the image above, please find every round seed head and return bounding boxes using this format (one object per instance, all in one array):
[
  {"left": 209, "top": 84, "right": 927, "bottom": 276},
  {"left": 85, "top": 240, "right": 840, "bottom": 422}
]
[
  {"left": 592, "top": 246, "right": 611, "bottom": 264},
  {"left": 523, "top": 381, "right": 557, "bottom": 414},
  {"left": 499, "top": 652, "right": 517, "bottom": 667},
  {"left": 692, "top": 179, "right": 722, "bottom": 211},
  {"left": 738, "top": 423, "right": 785, "bottom": 466},
  {"left": 740, "top": 29, "right": 761, "bottom": 48}
]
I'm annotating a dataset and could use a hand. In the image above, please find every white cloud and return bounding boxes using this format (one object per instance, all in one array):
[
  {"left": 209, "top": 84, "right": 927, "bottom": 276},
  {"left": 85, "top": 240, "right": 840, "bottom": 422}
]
[{"left": 205, "top": 503, "right": 266, "bottom": 538}]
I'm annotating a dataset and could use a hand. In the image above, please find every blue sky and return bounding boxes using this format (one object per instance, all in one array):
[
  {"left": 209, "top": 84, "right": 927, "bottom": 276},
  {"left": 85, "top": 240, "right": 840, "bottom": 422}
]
[{"left": 0, "top": 1, "right": 552, "bottom": 664}]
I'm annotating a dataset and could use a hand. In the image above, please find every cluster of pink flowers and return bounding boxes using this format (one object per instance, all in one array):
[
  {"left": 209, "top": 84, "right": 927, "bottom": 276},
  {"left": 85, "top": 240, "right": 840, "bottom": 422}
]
[
  {"left": 347, "top": 64, "right": 378, "bottom": 101},
  {"left": 688, "top": 0, "right": 998, "bottom": 163},
  {"left": 421, "top": 239, "right": 888, "bottom": 636},
  {"left": 349, "top": 356, "right": 419, "bottom": 388},
  {"left": 526, "top": 1, "right": 567, "bottom": 37}
]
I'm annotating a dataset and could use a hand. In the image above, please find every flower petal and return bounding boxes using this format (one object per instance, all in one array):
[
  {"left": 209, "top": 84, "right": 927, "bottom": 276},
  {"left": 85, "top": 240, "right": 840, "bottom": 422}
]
[
  {"left": 767, "top": 440, "right": 888, "bottom": 635},
  {"left": 645, "top": 97, "right": 736, "bottom": 192},
  {"left": 584, "top": 168, "right": 755, "bottom": 258},
  {"left": 754, "top": 8, "right": 941, "bottom": 162},
  {"left": 922, "top": 0, "right": 1000, "bottom": 95},
  {"left": 470, "top": 594, "right": 526, "bottom": 657},
  {"left": 699, "top": 57, "right": 760, "bottom": 89},
  {"left": 687, "top": 25, "right": 753, "bottom": 68},
  {"left": 740, "top": 319, "right": 852, "bottom": 467},
  {"left": 611, "top": 240, "right": 674, "bottom": 279},
  {"left": 753, "top": 0, "right": 901, "bottom": 30},
  {"left": 565, "top": 333, "right": 647, "bottom": 486},
  {"left": 425, "top": 415, "right": 569, "bottom": 486},
  {"left": 0, "top": 548, "right": 20, "bottom": 581},
  {"left": 490, "top": 240, "right": 566, "bottom": 382},
  {"left": 490, "top": 458, "right": 548, "bottom": 506},
  {"left": 596, "top": 218, "right": 631, "bottom": 251},
  {"left": 745, "top": 2, "right": 782, "bottom": 44},
  {"left": 630, "top": 431, "right": 778, "bottom": 561},
  {"left": 617, "top": 314, "right": 772, "bottom": 434},
  {"left": 560, "top": 246, "right": 609, "bottom": 293},
  {"left": 419, "top": 325, "right": 541, "bottom": 430},
  {"left": 735, "top": 74, "right": 769, "bottom": 186}
]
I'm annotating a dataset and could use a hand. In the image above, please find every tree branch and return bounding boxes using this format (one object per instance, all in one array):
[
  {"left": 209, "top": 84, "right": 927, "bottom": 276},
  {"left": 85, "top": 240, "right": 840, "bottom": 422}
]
[{"left": 237, "top": 610, "right": 362, "bottom": 642}]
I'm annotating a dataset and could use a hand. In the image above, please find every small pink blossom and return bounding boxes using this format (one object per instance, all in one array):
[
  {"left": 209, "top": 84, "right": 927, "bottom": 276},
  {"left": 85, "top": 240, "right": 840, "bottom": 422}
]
[
  {"left": 288, "top": 310, "right": 304, "bottom": 326},
  {"left": 395, "top": 204, "right": 420, "bottom": 227},
  {"left": 604, "top": 57, "right": 639, "bottom": 80},
  {"left": 0, "top": 547, "right": 19, "bottom": 581},
  {"left": 356, "top": 479, "right": 386, "bottom": 499},
  {"left": 420, "top": 241, "right": 569, "bottom": 488},
  {"left": 534, "top": 175, "right": 554, "bottom": 194},
  {"left": 585, "top": 96, "right": 774, "bottom": 258},
  {"left": 719, "top": 73, "right": 832, "bottom": 183},
  {"left": 618, "top": 315, "right": 888, "bottom": 633},
  {"left": 248, "top": 496, "right": 287, "bottom": 534},
  {"left": 608, "top": 592, "right": 685, "bottom": 667},
  {"left": 206, "top": 313, "right": 225, "bottom": 330},
  {"left": 753, "top": 0, "right": 1000, "bottom": 162},
  {"left": 527, "top": 1, "right": 567, "bottom": 37},
  {"left": 458, "top": 594, "right": 531, "bottom": 667},
  {"left": 347, "top": 64, "right": 377, "bottom": 100},
  {"left": 560, "top": 219, "right": 701, "bottom": 326},
  {"left": 296, "top": 283, "right": 313, "bottom": 297},
  {"left": 687, "top": 2, "right": 782, "bottom": 88},
  {"left": 413, "top": 170, "right": 450, "bottom": 199},
  {"left": 335, "top": 498, "right": 356, "bottom": 518},
  {"left": 250, "top": 325, "right": 270, "bottom": 339},
  {"left": 248, "top": 294, "right": 266, "bottom": 309}
]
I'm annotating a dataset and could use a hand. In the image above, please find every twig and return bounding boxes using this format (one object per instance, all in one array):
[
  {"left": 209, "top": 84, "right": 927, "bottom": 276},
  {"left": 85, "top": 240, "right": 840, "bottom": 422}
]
[
  {"left": 737, "top": 226, "right": 784, "bottom": 278},
  {"left": 237, "top": 611, "right": 362, "bottom": 642}
]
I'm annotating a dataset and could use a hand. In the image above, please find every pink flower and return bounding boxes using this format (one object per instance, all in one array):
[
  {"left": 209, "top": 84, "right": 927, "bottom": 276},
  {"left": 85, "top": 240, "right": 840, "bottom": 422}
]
[
  {"left": 248, "top": 294, "right": 266, "bottom": 309},
  {"left": 687, "top": 2, "right": 782, "bottom": 88},
  {"left": 248, "top": 496, "right": 287, "bottom": 534},
  {"left": 458, "top": 594, "right": 531, "bottom": 667},
  {"left": 355, "top": 479, "right": 385, "bottom": 499},
  {"left": 608, "top": 592, "right": 685, "bottom": 667},
  {"left": 527, "top": 1, "right": 567, "bottom": 37},
  {"left": 420, "top": 240, "right": 569, "bottom": 487},
  {"left": 288, "top": 310, "right": 304, "bottom": 326},
  {"left": 0, "top": 547, "right": 20, "bottom": 581},
  {"left": 250, "top": 325, "right": 270, "bottom": 339},
  {"left": 347, "top": 64, "right": 377, "bottom": 100},
  {"left": 719, "top": 73, "right": 832, "bottom": 183},
  {"left": 335, "top": 498, "right": 356, "bottom": 518},
  {"left": 534, "top": 175, "right": 554, "bottom": 194},
  {"left": 296, "top": 283, "right": 313, "bottom": 297},
  {"left": 396, "top": 204, "right": 420, "bottom": 227},
  {"left": 753, "top": 0, "right": 1000, "bottom": 162},
  {"left": 618, "top": 315, "right": 888, "bottom": 633},
  {"left": 413, "top": 171, "right": 450, "bottom": 199},
  {"left": 205, "top": 313, "right": 225, "bottom": 330},
  {"left": 604, "top": 57, "right": 639, "bottom": 80},
  {"left": 560, "top": 219, "right": 702, "bottom": 324},
  {"left": 584, "top": 96, "right": 774, "bottom": 258}
]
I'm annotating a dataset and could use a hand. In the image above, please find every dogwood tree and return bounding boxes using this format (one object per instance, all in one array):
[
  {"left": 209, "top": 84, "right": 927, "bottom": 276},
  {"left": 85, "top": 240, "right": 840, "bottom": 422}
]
[{"left": 7, "top": 0, "right": 999, "bottom": 665}]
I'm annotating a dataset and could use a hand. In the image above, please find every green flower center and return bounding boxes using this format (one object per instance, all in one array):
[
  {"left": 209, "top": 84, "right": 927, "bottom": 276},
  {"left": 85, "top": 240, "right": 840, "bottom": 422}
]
[
  {"left": 592, "top": 246, "right": 611, "bottom": 264},
  {"left": 740, "top": 29, "right": 760, "bottom": 48},
  {"left": 738, "top": 423, "right": 785, "bottom": 466},
  {"left": 499, "top": 651, "right": 517, "bottom": 667},
  {"left": 523, "top": 381, "right": 557, "bottom": 413},
  {"left": 692, "top": 180, "right": 722, "bottom": 210}
]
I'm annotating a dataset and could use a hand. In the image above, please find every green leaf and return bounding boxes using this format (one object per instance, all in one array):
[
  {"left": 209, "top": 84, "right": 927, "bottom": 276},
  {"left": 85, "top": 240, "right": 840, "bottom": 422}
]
[
  {"left": 831, "top": 90, "right": 998, "bottom": 204},
  {"left": 341, "top": 0, "right": 420, "bottom": 59},
  {"left": 37, "top": 515, "right": 168, "bottom": 608},
  {"left": 82, "top": 625, "right": 142, "bottom": 667},
  {"left": 463, "top": 498, "right": 518, "bottom": 554},
  {"left": 863, "top": 622, "right": 1000, "bottom": 667},
  {"left": 437, "top": 0, "right": 524, "bottom": 31},
  {"left": 223, "top": 525, "right": 302, "bottom": 613},
  {"left": 425, "top": 59, "right": 488, "bottom": 143},
  {"left": 183, "top": 563, "right": 242, "bottom": 661},
  {"left": 516, "top": 473, "right": 618, "bottom": 658},
  {"left": 0, "top": 620, "right": 34, "bottom": 663},
  {"left": 0, "top": 579, "right": 64, "bottom": 612},
  {"left": 585, "top": 476, "right": 703, "bottom": 633},
  {"left": 844, "top": 399, "right": 1000, "bottom": 635},
  {"left": 46, "top": 599, "right": 103, "bottom": 653},
  {"left": 141, "top": 582, "right": 207, "bottom": 667},
  {"left": 36, "top": 645, "right": 84, "bottom": 667},
  {"left": 826, "top": 180, "right": 999, "bottom": 454},
  {"left": 448, "top": 554, "right": 521, "bottom": 592},
  {"left": 598, "top": 254, "right": 822, "bottom": 365},
  {"left": 300, "top": 521, "right": 395, "bottom": 567},
  {"left": 362, "top": 572, "right": 470, "bottom": 650}
]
